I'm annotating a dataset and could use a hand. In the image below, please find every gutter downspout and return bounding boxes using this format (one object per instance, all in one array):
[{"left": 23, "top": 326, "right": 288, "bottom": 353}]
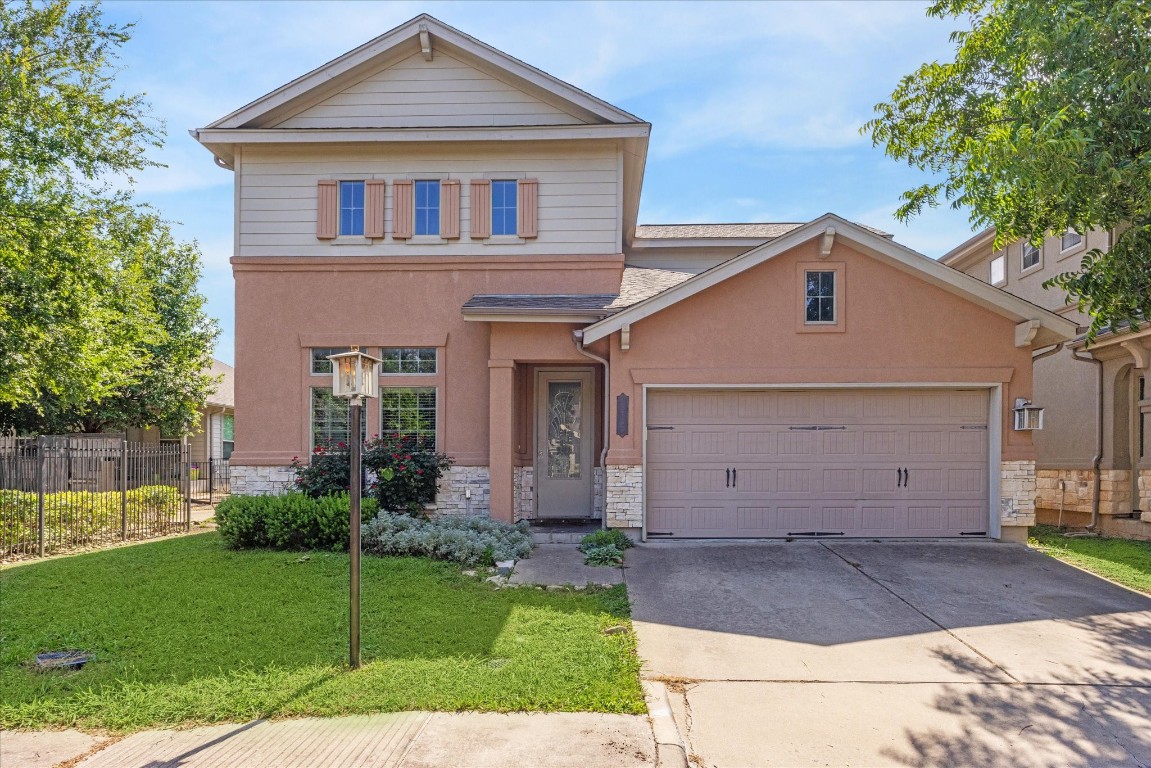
[
  {"left": 573, "top": 330, "right": 610, "bottom": 531},
  {"left": 1072, "top": 347, "right": 1104, "bottom": 530},
  {"left": 1031, "top": 342, "right": 1064, "bottom": 363}
]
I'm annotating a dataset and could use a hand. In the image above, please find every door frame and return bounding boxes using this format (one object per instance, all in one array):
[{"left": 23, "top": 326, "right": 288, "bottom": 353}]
[
  {"left": 641, "top": 383, "right": 1004, "bottom": 541},
  {"left": 535, "top": 367, "right": 597, "bottom": 519}
]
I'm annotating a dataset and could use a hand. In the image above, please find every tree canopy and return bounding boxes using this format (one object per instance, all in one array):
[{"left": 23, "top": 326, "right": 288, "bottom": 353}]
[
  {"left": 866, "top": 0, "right": 1151, "bottom": 339},
  {"left": 0, "top": 0, "right": 219, "bottom": 434}
]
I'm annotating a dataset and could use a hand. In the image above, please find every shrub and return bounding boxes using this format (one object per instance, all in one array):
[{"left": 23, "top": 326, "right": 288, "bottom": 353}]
[
  {"left": 0, "top": 485, "right": 183, "bottom": 555},
  {"left": 363, "top": 434, "right": 453, "bottom": 515},
  {"left": 290, "top": 436, "right": 454, "bottom": 516},
  {"left": 216, "top": 493, "right": 378, "bottom": 551},
  {"left": 361, "top": 513, "right": 533, "bottom": 566},
  {"left": 578, "top": 529, "right": 635, "bottom": 567}
]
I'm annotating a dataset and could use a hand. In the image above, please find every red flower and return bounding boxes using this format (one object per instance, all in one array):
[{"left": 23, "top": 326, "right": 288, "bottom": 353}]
[
  {"left": 404, "top": 455, "right": 411, "bottom": 461},
  {"left": 399, "top": 465, "right": 406, "bottom": 471},
  {"left": 416, "top": 470, "right": 423, "bottom": 475}
]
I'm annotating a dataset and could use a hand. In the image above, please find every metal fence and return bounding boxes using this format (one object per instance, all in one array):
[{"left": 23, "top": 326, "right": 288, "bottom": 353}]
[
  {"left": 0, "top": 435, "right": 227, "bottom": 559},
  {"left": 189, "top": 458, "right": 230, "bottom": 504}
]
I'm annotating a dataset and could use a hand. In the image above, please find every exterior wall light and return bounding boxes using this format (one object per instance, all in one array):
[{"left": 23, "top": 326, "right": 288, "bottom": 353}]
[
  {"left": 1013, "top": 398, "right": 1044, "bottom": 431},
  {"left": 328, "top": 346, "right": 381, "bottom": 399}
]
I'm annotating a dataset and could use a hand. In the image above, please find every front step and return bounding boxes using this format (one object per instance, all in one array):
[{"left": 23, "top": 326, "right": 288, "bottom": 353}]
[{"left": 529, "top": 520, "right": 601, "bottom": 545}]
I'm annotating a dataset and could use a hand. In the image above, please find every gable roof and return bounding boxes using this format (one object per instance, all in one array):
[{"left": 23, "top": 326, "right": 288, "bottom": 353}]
[
  {"left": 204, "top": 14, "right": 643, "bottom": 131},
  {"left": 582, "top": 214, "right": 1079, "bottom": 347}
]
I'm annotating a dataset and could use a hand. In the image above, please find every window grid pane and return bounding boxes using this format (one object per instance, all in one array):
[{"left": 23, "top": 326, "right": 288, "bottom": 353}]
[
  {"left": 379, "top": 348, "right": 437, "bottom": 374},
  {"left": 339, "top": 181, "right": 365, "bottom": 236},
  {"left": 415, "top": 180, "right": 440, "bottom": 236},
  {"left": 804, "top": 270, "right": 835, "bottom": 323},
  {"left": 380, "top": 388, "right": 437, "bottom": 450},
  {"left": 1022, "top": 244, "right": 1040, "bottom": 270},
  {"left": 491, "top": 180, "right": 518, "bottom": 236},
  {"left": 1061, "top": 230, "right": 1082, "bottom": 250},
  {"left": 311, "top": 347, "right": 351, "bottom": 375},
  {"left": 311, "top": 388, "right": 366, "bottom": 446}
]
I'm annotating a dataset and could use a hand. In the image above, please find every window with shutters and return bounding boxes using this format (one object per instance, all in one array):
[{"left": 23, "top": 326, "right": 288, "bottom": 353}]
[
  {"left": 339, "top": 181, "right": 365, "bottom": 236},
  {"left": 414, "top": 180, "right": 440, "bottom": 236},
  {"left": 491, "top": 180, "right": 517, "bottom": 236}
]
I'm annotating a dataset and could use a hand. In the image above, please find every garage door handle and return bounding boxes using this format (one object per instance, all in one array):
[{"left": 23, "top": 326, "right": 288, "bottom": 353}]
[
  {"left": 732, "top": 468, "right": 737, "bottom": 488},
  {"left": 897, "top": 468, "right": 904, "bottom": 487},
  {"left": 904, "top": 468, "right": 910, "bottom": 487},
  {"left": 726, "top": 468, "right": 730, "bottom": 487}
]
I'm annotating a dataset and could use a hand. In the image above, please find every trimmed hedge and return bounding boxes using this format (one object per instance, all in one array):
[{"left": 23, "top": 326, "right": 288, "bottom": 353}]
[
  {"left": 215, "top": 493, "right": 378, "bottom": 551},
  {"left": 1, "top": 486, "right": 183, "bottom": 555}
]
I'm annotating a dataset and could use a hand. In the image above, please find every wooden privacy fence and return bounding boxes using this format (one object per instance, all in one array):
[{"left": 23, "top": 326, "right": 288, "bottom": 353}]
[{"left": 0, "top": 436, "right": 225, "bottom": 559}]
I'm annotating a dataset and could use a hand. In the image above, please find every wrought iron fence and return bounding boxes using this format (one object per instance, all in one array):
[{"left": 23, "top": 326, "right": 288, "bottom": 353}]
[
  {"left": 0, "top": 435, "right": 222, "bottom": 559},
  {"left": 188, "top": 458, "right": 230, "bottom": 504}
]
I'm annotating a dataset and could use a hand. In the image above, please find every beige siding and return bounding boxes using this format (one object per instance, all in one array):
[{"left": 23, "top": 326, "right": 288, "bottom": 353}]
[
  {"left": 275, "top": 51, "right": 584, "bottom": 129},
  {"left": 237, "top": 143, "right": 621, "bottom": 256}
]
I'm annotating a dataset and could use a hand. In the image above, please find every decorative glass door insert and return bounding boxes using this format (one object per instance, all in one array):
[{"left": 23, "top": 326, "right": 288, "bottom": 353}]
[{"left": 547, "top": 381, "right": 582, "bottom": 478}]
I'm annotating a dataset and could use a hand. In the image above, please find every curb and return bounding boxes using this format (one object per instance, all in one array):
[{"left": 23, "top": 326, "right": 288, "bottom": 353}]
[{"left": 643, "top": 680, "right": 689, "bottom": 768}]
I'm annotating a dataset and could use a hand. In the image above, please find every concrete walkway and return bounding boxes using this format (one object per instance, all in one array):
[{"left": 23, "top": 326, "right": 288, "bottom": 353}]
[
  {"left": 2, "top": 712, "right": 655, "bottom": 768},
  {"left": 508, "top": 544, "right": 623, "bottom": 587},
  {"left": 624, "top": 540, "right": 1151, "bottom": 768}
]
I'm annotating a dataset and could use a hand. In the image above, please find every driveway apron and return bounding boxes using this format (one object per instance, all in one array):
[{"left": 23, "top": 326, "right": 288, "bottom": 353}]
[{"left": 624, "top": 540, "right": 1151, "bottom": 767}]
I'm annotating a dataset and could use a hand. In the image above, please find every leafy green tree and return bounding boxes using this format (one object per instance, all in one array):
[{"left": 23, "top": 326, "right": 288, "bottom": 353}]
[
  {"left": 0, "top": 0, "right": 219, "bottom": 433},
  {"left": 866, "top": 0, "right": 1151, "bottom": 339}
]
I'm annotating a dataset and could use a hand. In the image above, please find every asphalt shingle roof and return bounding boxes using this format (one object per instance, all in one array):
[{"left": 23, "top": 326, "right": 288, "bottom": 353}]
[
  {"left": 635, "top": 222, "right": 893, "bottom": 239},
  {"left": 463, "top": 268, "right": 697, "bottom": 315}
]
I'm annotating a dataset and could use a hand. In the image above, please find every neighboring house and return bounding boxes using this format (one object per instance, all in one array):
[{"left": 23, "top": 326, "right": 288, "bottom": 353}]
[
  {"left": 188, "top": 359, "right": 235, "bottom": 464},
  {"left": 193, "top": 14, "right": 1075, "bottom": 541},
  {"left": 941, "top": 229, "right": 1150, "bottom": 539}
]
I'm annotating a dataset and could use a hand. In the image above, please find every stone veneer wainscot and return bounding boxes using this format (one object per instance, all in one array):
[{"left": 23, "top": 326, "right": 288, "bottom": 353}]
[
  {"left": 999, "top": 460, "right": 1037, "bottom": 529},
  {"left": 605, "top": 465, "right": 642, "bottom": 529}
]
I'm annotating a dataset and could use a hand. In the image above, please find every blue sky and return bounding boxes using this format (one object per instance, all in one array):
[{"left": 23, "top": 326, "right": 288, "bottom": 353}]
[{"left": 100, "top": 0, "right": 978, "bottom": 365}]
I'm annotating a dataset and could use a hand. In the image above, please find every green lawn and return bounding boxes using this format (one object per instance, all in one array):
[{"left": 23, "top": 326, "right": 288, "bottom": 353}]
[
  {"left": 0, "top": 533, "right": 644, "bottom": 732},
  {"left": 1029, "top": 525, "right": 1151, "bottom": 594}
]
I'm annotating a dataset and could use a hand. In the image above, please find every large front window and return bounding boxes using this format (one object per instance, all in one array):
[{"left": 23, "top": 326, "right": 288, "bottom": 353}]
[
  {"left": 311, "top": 388, "right": 365, "bottom": 446},
  {"left": 380, "top": 348, "right": 437, "bottom": 374},
  {"left": 380, "top": 388, "right": 437, "bottom": 450},
  {"left": 804, "top": 270, "right": 836, "bottom": 323},
  {"left": 415, "top": 180, "right": 440, "bottom": 236}
]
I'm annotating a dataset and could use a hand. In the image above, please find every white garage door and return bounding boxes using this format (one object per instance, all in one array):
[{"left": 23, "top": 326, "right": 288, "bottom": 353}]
[{"left": 645, "top": 389, "right": 990, "bottom": 538}]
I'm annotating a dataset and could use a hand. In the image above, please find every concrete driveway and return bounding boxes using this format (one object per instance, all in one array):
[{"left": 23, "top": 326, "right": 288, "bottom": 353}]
[{"left": 624, "top": 540, "right": 1151, "bottom": 767}]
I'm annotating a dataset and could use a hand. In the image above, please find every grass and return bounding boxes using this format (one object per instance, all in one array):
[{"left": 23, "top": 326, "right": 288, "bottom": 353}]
[
  {"left": 0, "top": 532, "right": 644, "bottom": 733},
  {"left": 1029, "top": 525, "right": 1151, "bottom": 594}
]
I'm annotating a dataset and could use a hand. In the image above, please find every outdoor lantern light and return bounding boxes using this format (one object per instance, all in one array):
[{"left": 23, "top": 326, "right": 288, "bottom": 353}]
[
  {"left": 1013, "top": 398, "right": 1045, "bottom": 431},
  {"left": 328, "top": 347, "right": 381, "bottom": 399},
  {"left": 326, "top": 345, "right": 381, "bottom": 670}
]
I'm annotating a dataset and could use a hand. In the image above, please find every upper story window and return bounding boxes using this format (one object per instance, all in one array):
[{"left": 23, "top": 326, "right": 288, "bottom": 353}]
[
  {"left": 804, "top": 270, "right": 836, "bottom": 323},
  {"left": 1061, "top": 229, "right": 1082, "bottom": 251},
  {"left": 990, "top": 255, "right": 1006, "bottom": 286},
  {"left": 491, "top": 180, "right": 518, "bottom": 236},
  {"left": 1021, "top": 242, "right": 1040, "bottom": 271},
  {"left": 415, "top": 180, "right": 440, "bottom": 236},
  {"left": 311, "top": 347, "right": 350, "bottom": 375},
  {"left": 339, "top": 181, "right": 365, "bottom": 236},
  {"left": 380, "top": 348, "right": 437, "bottom": 375}
]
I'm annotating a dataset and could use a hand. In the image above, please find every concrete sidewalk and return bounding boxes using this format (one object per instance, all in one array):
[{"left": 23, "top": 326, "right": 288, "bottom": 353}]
[{"left": 1, "top": 712, "right": 655, "bottom": 768}]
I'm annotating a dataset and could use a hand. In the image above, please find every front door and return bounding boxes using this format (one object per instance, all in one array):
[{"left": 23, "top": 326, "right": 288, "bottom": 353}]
[{"left": 535, "top": 369, "right": 595, "bottom": 518}]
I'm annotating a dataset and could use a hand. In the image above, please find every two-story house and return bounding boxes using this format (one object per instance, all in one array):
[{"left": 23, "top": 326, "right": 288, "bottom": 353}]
[
  {"left": 942, "top": 229, "right": 1151, "bottom": 539},
  {"left": 195, "top": 14, "right": 1075, "bottom": 542}
]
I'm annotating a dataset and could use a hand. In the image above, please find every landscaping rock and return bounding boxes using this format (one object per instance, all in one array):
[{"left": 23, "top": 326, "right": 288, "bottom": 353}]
[{"left": 495, "top": 559, "right": 515, "bottom": 576}]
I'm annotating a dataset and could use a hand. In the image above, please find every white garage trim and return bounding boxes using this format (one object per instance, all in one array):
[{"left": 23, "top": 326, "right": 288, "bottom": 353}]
[{"left": 640, "top": 383, "right": 1005, "bottom": 542}]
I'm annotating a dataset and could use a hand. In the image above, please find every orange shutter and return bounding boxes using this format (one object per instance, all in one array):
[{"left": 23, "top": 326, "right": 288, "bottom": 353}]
[
  {"left": 316, "top": 180, "right": 338, "bottom": 239},
  {"left": 392, "top": 179, "right": 413, "bottom": 239},
  {"left": 441, "top": 180, "right": 461, "bottom": 239},
  {"left": 365, "top": 180, "right": 385, "bottom": 238},
  {"left": 470, "top": 179, "right": 491, "bottom": 239},
  {"left": 518, "top": 178, "right": 538, "bottom": 238}
]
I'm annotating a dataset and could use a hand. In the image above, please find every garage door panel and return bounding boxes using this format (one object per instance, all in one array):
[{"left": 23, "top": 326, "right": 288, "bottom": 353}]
[{"left": 646, "top": 388, "right": 991, "bottom": 539}]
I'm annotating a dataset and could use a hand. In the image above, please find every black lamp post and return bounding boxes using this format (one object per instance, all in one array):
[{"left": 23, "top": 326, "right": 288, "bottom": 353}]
[{"left": 328, "top": 346, "right": 381, "bottom": 669}]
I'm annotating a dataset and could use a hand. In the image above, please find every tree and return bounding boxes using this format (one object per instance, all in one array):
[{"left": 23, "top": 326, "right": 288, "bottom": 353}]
[
  {"left": 0, "top": 0, "right": 219, "bottom": 434},
  {"left": 865, "top": 0, "right": 1151, "bottom": 340}
]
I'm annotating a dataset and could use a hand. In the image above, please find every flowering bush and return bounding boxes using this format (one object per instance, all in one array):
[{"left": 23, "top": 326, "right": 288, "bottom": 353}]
[
  {"left": 363, "top": 433, "right": 452, "bottom": 515},
  {"left": 290, "top": 435, "right": 453, "bottom": 515}
]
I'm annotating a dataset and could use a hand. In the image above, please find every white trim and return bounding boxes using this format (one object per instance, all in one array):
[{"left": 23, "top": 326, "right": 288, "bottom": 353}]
[
  {"left": 583, "top": 214, "right": 1077, "bottom": 347},
  {"left": 203, "top": 14, "right": 643, "bottom": 130},
  {"left": 989, "top": 385, "right": 1003, "bottom": 540},
  {"left": 195, "top": 124, "right": 649, "bottom": 146},
  {"left": 640, "top": 382, "right": 1003, "bottom": 541}
]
